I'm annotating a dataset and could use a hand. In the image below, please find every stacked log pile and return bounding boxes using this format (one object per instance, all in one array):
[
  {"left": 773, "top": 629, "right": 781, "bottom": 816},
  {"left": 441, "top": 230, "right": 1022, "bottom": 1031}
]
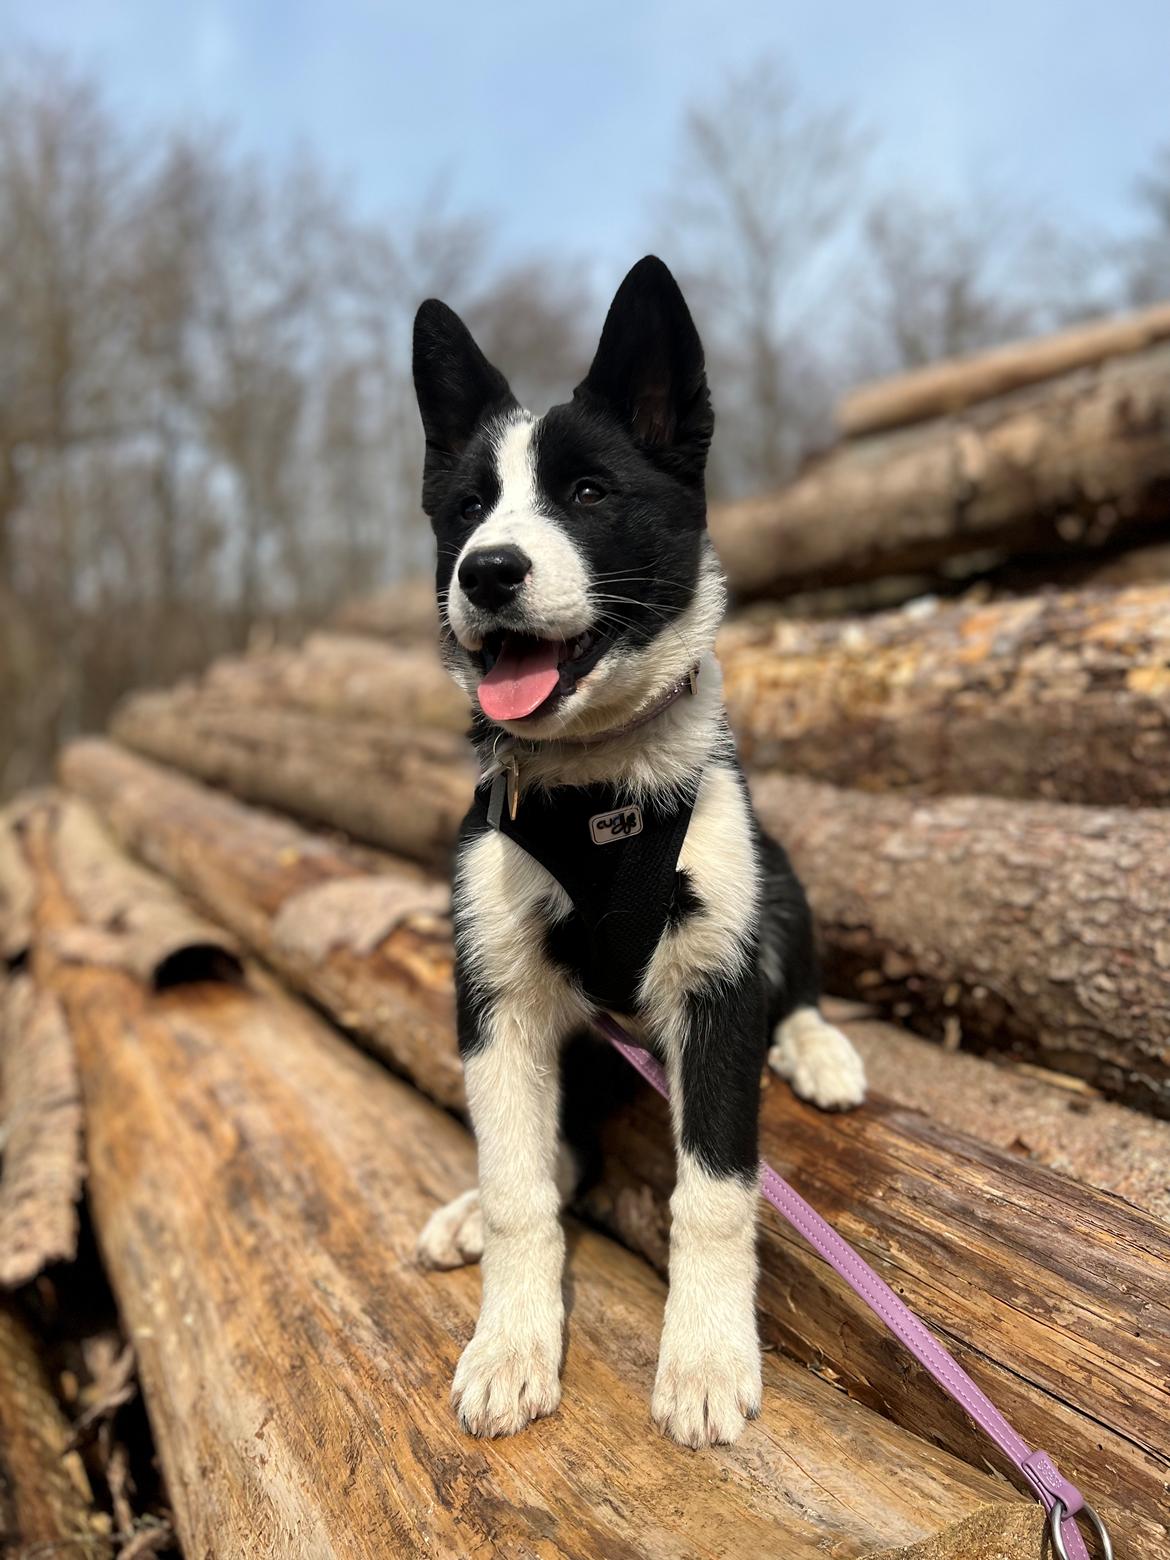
[{"left": 4, "top": 304, "right": 1170, "bottom": 1558}]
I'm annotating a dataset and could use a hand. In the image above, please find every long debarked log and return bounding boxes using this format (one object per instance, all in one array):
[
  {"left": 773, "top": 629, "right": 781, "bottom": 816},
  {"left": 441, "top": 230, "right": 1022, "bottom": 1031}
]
[
  {"left": 56, "top": 742, "right": 1170, "bottom": 1552},
  {"left": 110, "top": 687, "right": 475, "bottom": 872},
  {"left": 837, "top": 300, "right": 1170, "bottom": 437},
  {"left": 719, "top": 584, "right": 1170, "bottom": 805},
  {"left": 11, "top": 796, "right": 1016, "bottom": 1560},
  {"left": 752, "top": 774, "right": 1170, "bottom": 1113},
  {"left": 710, "top": 340, "right": 1170, "bottom": 598},
  {"left": 203, "top": 631, "right": 469, "bottom": 733},
  {"left": 79, "top": 715, "right": 1170, "bottom": 1111}
]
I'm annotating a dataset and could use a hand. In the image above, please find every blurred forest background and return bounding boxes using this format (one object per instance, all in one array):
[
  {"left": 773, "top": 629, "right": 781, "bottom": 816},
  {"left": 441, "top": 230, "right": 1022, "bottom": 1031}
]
[{"left": 1, "top": 49, "right": 1167, "bottom": 799}]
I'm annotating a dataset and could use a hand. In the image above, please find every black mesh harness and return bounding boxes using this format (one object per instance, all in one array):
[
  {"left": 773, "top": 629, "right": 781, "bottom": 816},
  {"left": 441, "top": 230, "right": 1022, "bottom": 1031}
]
[{"left": 467, "top": 773, "right": 698, "bottom": 1012}]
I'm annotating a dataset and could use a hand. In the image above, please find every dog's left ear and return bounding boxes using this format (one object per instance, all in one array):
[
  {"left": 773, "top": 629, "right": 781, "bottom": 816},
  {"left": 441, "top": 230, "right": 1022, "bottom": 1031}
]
[
  {"left": 413, "top": 299, "right": 517, "bottom": 511},
  {"left": 575, "top": 256, "right": 713, "bottom": 484}
]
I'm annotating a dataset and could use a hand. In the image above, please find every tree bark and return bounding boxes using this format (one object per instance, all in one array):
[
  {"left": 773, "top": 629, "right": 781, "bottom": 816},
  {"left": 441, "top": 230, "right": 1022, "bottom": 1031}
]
[
  {"left": 0, "top": 976, "right": 85, "bottom": 1287},
  {"left": 751, "top": 774, "right": 1170, "bottom": 1114},
  {"left": 12, "top": 794, "right": 1012, "bottom": 1560},
  {"left": 837, "top": 300, "right": 1170, "bottom": 437},
  {"left": 710, "top": 341, "right": 1170, "bottom": 599},
  {"left": 0, "top": 1298, "right": 112, "bottom": 1557},
  {"left": 821, "top": 999, "right": 1170, "bottom": 1224},
  {"left": 56, "top": 741, "right": 1170, "bottom": 1553},
  {"left": 719, "top": 584, "right": 1170, "bottom": 805},
  {"left": 110, "top": 687, "right": 475, "bottom": 872},
  {"left": 203, "top": 631, "right": 469, "bottom": 733}
]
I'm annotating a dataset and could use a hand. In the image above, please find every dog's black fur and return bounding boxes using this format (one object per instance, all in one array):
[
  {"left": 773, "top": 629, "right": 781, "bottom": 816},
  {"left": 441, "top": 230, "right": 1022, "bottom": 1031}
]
[{"left": 411, "top": 257, "right": 865, "bottom": 1446}]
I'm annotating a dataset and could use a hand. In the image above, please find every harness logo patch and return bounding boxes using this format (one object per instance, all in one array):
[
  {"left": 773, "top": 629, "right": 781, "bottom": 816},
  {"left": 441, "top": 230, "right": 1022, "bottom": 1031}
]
[{"left": 589, "top": 805, "right": 643, "bottom": 845}]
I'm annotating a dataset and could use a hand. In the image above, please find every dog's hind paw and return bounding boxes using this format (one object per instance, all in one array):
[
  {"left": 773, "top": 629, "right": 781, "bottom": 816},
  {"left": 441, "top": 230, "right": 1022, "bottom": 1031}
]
[
  {"left": 769, "top": 1008, "right": 866, "bottom": 1111},
  {"left": 415, "top": 1187, "right": 484, "bottom": 1270}
]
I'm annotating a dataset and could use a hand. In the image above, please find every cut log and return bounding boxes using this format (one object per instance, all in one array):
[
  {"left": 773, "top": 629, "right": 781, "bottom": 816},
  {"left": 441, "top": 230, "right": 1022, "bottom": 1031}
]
[
  {"left": 710, "top": 340, "right": 1170, "bottom": 598},
  {"left": 0, "top": 1297, "right": 112, "bottom": 1556},
  {"left": 110, "top": 687, "right": 475, "bottom": 872},
  {"left": 0, "top": 975, "right": 85, "bottom": 1286},
  {"left": 203, "top": 632, "right": 468, "bottom": 733},
  {"left": 329, "top": 575, "right": 438, "bottom": 641},
  {"left": 719, "top": 584, "right": 1170, "bottom": 805},
  {"left": 821, "top": 999, "right": 1170, "bottom": 1225},
  {"left": 14, "top": 797, "right": 1014, "bottom": 1560},
  {"left": 838, "top": 300, "right": 1170, "bottom": 437},
  {"left": 85, "top": 704, "right": 1170, "bottom": 1114},
  {"left": 60, "top": 739, "right": 465, "bottom": 1109},
  {"left": 1083, "top": 539, "right": 1170, "bottom": 587},
  {"left": 58, "top": 743, "right": 1169, "bottom": 1552},
  {"left": 751, "top": 774, "right": 1170, "bottom": 1114}
]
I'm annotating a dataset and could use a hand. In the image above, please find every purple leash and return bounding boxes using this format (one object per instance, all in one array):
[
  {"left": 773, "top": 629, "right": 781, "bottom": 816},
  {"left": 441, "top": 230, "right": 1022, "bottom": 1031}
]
[{"left": 597, "top": 1015, "right": 1113, "bottom": 1560}]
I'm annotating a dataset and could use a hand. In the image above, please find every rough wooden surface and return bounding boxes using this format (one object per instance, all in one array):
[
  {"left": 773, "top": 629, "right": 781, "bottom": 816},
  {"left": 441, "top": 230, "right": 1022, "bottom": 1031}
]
[
  {"left": 204, "top": 631, "right": 469, "bottom": 732},
  {"left": 837, "top": 300, "right": 1170, "bottom": 436},
  {"left": 110, "top": 687, "right": 475, "bottom": 871},
  {"left": 821, "top": 1000, "right": 1170, "bottom": 1224},
  {"left": 711, "top": 340, "right": 1170, "bottom": 598},
  {"left": 0, "top": 796, "right": 37, "bottom": 960},
  {"left": 60, "top": 738, "right": 465, "bottom": 1109},
  {"left": 583, "top": 1063, "right": 1165, "bottom": 1554},
  {"left": 1083, "top": 539, "right": 1170, "bottom": 587},
  {"left": 14, "top": 799, "right": 1014, "bottom": 1560},
  {"left": 0, "top": 1297, "right": 111, "bottom": 1557},
  {"left": 752, "top": 774, "right": 1170, "bottom": 1114},
  {"left": 719, "top": 584, "right": 1170, "bottom": 805},
  {"left": 329, "top": 576, "right": 439, "bottom": 642},
  {"left": 58, "top": 742, "right": 1168, "bottom": 1553},
  {"left": 0, "top": 975, "right": 85, "bottom": 1286}
]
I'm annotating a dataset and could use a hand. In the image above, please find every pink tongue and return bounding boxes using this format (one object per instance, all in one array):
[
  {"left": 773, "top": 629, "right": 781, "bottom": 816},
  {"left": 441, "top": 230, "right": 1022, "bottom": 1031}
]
[{"left": 477, "top": 638, "right": 562, "bottom": 721}]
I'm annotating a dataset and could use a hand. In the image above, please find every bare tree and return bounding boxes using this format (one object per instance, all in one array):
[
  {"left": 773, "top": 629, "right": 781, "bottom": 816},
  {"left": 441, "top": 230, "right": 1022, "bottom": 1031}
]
[
  {"left": 851, "top": 187, "right": 1108, "bottom": 379},
  {"left": 1126, "top": 143, "right": 1170, "bottom": 305},
  {"left": 0, "top": 55, "right": 593, "bottom": 799},
  {"left": 658, "top": 59, "right": 867, "bottom": 497}
]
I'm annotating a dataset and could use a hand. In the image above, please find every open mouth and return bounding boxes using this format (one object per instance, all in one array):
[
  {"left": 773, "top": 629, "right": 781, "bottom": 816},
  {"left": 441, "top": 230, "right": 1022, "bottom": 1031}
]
[{"left": 474, "top": 629, "right": 605, "bottom": 722}]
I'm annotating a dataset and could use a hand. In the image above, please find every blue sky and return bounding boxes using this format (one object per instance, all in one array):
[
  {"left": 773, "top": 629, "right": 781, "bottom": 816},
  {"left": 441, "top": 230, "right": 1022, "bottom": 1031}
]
[{"left": 4, "top": 0, "right": 1168, "bottom": 281}]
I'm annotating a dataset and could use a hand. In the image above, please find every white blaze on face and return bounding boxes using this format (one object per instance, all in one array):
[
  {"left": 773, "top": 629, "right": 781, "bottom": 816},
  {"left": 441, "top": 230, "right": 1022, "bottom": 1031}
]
[{"left": 447, "top": 412, "right": 592, "bottom": 649}]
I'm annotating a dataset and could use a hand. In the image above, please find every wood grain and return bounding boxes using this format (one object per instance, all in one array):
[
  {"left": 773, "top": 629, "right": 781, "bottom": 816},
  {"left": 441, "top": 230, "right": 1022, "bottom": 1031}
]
[
  {"left": 837, "top": 300, "right": 1170, "bottom": 437},
  {"left": 14, "top": 795, "right": 1013, "bottom": 1560},
  {"left": 56, "top": 743, "right": 1170, "bottom": 1556},
  {"left": 710, "top": 341, "right": 1170, "bottom": 598},
  {"left": 750, "top": 773, "right": 1170, "bottom": 1115},
  {"left": 719, "top": 584, "right": 1170, "bottom": 806}
]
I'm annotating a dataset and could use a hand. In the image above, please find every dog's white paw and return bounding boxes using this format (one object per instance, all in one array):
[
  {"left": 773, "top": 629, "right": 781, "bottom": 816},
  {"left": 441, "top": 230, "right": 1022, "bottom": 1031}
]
[
  {"left": 416, "top": 1187, "right": 484, "bottom": 1270},
  {"left": 769, "top": 1008, "right": 867, "bottom": 1111},
  {"left": 452, "top": 1321, "right": 563, "bottom": 1437},
  {"left": 652, "top": 1335, "right": 762, "bottom": 1448}
]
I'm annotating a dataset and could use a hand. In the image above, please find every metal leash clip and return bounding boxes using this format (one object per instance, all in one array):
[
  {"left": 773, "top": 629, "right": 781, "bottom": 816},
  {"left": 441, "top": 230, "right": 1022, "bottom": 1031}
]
[{"left": 1049, "top": 1500, "right": 1113, "bottom": 1560}]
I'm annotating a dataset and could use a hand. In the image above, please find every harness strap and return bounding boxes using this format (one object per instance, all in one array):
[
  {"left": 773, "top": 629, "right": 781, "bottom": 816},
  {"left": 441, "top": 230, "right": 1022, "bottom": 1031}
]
[{"left": 597, "top": 1015, "right": 1109, "bottom": 1560}]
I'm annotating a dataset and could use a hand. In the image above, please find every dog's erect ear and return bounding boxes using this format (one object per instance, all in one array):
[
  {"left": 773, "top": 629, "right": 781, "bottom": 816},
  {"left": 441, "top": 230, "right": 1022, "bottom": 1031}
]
[
  {"left": 412, "top": 300, "right": 516, "bottom": 500},
  {"left": 575, "top": 256, "right": 713, "bottom": 483}
]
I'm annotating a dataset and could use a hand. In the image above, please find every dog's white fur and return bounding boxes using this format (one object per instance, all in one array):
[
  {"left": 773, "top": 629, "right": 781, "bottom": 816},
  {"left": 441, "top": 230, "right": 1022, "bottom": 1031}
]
[{"left": 421, "top": 398, "right": 865, "bottom": 1446}]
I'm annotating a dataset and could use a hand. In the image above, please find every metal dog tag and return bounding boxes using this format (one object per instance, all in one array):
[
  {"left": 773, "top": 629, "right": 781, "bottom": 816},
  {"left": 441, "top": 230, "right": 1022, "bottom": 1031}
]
[
  {"left": 486, "top": 771, "right": 506, "bottom": 831},
  {"left": 589, "top": 805, "right": 644, "bottom": 845}
]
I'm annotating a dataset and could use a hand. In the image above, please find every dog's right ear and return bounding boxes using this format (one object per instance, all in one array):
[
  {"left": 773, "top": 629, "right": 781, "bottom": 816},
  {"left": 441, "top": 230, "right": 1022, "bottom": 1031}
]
[{"left": 412, "top": 300, "right": 516, "bottom": 508}]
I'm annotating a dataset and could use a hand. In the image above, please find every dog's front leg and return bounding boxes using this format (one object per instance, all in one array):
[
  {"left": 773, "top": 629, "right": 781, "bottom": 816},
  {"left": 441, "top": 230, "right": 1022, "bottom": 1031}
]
[
  {"left": 650, "top": 979, "right": 764, "bottom": 1448},
  {"left": 452, "top": 996, "right": 566, "bottom": 1437}
]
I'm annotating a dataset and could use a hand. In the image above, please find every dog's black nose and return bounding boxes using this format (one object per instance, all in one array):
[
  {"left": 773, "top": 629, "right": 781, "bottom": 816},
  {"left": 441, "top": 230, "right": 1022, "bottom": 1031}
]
[{"left": 458, "top": 546, "right": 531, "bottom": 611}]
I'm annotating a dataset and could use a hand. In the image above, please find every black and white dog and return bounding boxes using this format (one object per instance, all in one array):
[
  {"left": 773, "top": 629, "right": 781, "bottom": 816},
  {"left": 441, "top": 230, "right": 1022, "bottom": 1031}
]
[{"left": 412, "top": 256, "right": 865, "bottom": 1448}]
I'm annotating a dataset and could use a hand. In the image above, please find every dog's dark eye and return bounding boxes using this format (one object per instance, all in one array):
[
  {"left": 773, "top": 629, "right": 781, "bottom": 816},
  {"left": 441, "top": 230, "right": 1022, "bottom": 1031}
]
[
  {"left": 573, "top": 480, "right": 606, "bottom": 506},
  {"left": 460, "top": 495, "right": 484, "bottom": 521}
]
